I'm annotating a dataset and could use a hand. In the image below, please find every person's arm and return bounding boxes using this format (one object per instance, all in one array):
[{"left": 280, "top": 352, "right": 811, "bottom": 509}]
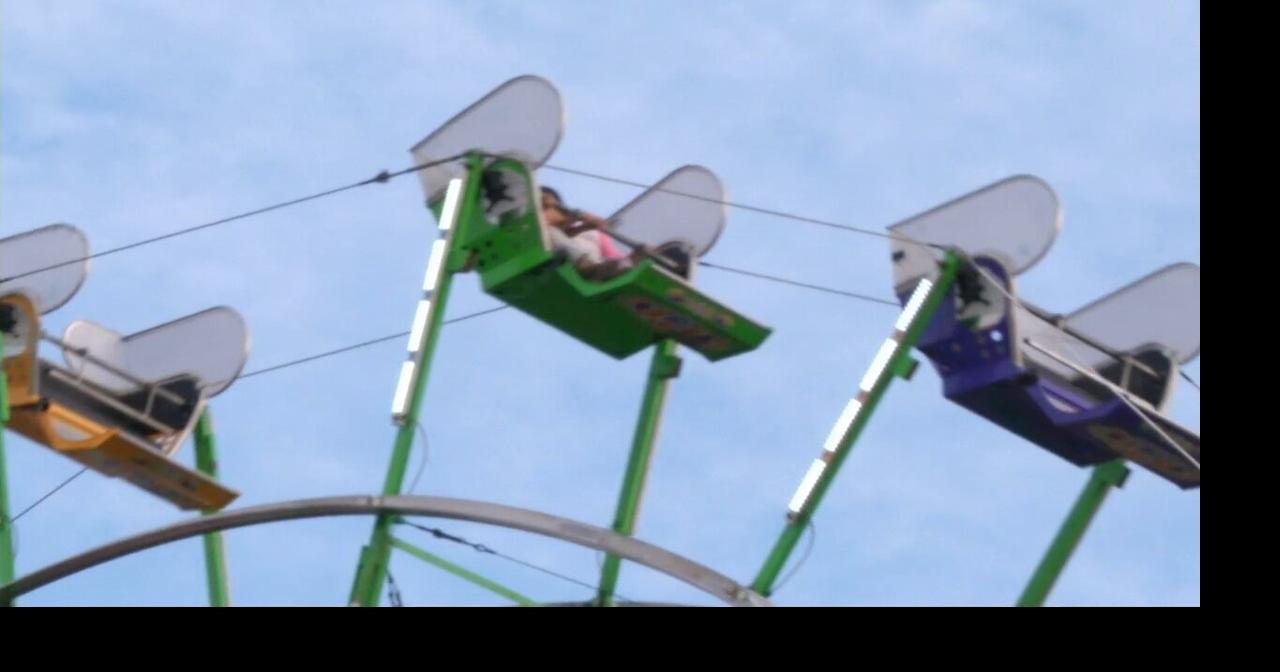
[
  {"left": 577, "top": 211, "right": 611, "bottom": 229},
  {"left": 562, "top": 209, "right": 611, "bottom": 237}
]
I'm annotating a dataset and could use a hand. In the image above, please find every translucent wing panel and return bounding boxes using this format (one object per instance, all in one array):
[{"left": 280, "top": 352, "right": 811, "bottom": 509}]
[
  {"left": 410, "top": 75, "right": 565, "bottom": 204},
  {"left": 1066, "top": 263, "right": 1200, "bottom": 364},
  {"left": 607, "top": 165, "right": 727, "bottom": 257},
  {"left": 64, "top": 307, "right": 251, "bottom": 397},
  {"left": 62, "top": 320, "right": 131, "bottom": 391},
  {"left": 889, "top": 175, "right": 1062, "bottom": 290},
  {"left": 1017, "top": 302, "right": 1114, "bottom": 381},
  {"left": 0, "top": 223, "right": 90, "bottom": 314}
]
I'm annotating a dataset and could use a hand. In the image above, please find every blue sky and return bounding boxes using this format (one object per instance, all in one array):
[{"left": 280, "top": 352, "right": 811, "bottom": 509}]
[{"left": 2, "top": 1, "right": 1199, "bottom": 606}]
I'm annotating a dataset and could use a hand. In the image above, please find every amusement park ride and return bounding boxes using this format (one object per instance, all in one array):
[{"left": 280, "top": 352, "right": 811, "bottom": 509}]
[{"left": 0, "top": 75, "right": 1199, "bottom": 607}]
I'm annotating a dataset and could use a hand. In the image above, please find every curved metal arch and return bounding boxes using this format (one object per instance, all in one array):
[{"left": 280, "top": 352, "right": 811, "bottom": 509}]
[{"left": 0, "top": 495, "right": 771, "bottom": 607}]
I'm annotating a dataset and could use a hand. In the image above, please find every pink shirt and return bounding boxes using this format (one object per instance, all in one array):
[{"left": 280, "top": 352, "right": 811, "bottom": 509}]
[{"left": 598, "top": 232, "right": 626, "bottom": 260}]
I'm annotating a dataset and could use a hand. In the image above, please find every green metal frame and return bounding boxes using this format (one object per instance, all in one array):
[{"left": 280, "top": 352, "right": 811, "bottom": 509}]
[
  {"left": 352, "top": 150, "right": 766, "bottom": 606},
  {"left": 349, "top": 154, "right": 484, "bottom": 607},
  {"left": 193, "top": 411, "right": 230, "bottom": 607},
  {"left": 752, "top": 253, "right": 962, "bottom": 596},
  {"left": 596, "top": 339, "right": 680, "bottom": 606},
  {"left": 390, "top": 535, "right": 540, "bottom": 606},
  {"left": 1, "top": 333, "right": 16, "bottom": 605},
  {"left": 1017, "top": 459, "right": 1130, "bottom": 607}
]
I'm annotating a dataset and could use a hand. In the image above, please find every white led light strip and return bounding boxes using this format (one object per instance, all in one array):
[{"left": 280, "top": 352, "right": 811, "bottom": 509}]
[{"left": 391, "top": 177, "right": 464, "bottom": 423}]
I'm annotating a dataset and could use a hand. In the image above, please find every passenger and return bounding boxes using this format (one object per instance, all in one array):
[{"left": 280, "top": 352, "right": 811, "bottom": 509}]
[{"left": 540, "top": 186, "right": 635, "bottom": 281}]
